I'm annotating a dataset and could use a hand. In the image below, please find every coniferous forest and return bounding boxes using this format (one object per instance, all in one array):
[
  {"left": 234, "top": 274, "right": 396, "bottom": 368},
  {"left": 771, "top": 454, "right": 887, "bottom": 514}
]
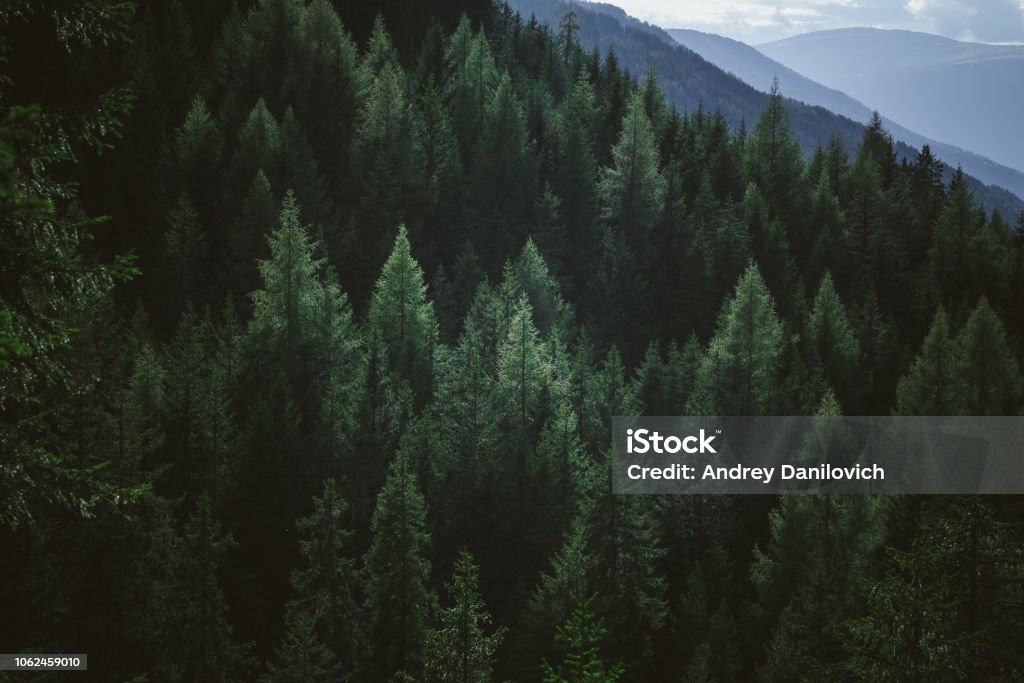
[{"left": 2, "top": 1, "right": 1024, "bottom": 681}]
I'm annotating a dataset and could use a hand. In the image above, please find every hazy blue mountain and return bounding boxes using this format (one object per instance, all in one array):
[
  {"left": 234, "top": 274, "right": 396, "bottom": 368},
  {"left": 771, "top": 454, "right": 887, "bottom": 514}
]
[
  {"left": 667, "top": 28, "right": 1024, "bottom": 201},
  {"left": 759, "top": 28, "right": 1024, "bottom": 174},
  {"left": 508, "top": 0, "right": 1023, "bottom": 216}
]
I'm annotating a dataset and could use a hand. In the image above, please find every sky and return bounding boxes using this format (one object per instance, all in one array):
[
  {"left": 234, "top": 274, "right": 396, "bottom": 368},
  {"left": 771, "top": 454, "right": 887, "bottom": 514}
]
[{"left": 604, "top": 0, "right": 1024, "bottom": 44}]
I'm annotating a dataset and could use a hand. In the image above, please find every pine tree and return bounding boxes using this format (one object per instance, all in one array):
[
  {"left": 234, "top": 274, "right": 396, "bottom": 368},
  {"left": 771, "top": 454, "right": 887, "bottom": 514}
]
[
  {"left": 280, "top": 107, "right": 335, "bottom": 234},
  {"left": 250, "top": 192, "right": 326, "bottom": 351},
  {"left": 928, "top": 168, "right": 983, "bottom": 312},
  {"left": 584, "top": 451, "right": 667, "bottom": 675},
  {"left": 261, "top": 610, "right": 343, "bottom": 683},
  {"left": 363, "top": 451, "right": 435, "bottom": 680},
  {"left": 229, "top": 98, "right": 281, "bottom": 211},
  {"left": 510, "top": 239, "right": 573, "bottom": 338},
  {"left": 541, "top": 594, "right": 624, "bottom": 683},
  {"left": 496, "top": 296, "right": 550, "bottom": 426},
  {"left": 368, "top": 226, "right": 439, "bottom": 405},
  {"left": 245, "top": 0, "right": 304, "bottom": 113},
  {"left": 556, "top": 10, "right": 581, "bottom": 68},
  {"left": 448, "top": 28, "right": 498, "bottom": 165},
  {"left": 172, "top": 494, "right": 238, "bottom": 682},
  {"left": 597, "top": 91, "right": 665, "bottom": 244},
  {"left": 359, "top": 13, "right": 401, "bottom": 82},
  {"left": 743, "top": 79, "right": 804, "bottom": 232},
  {"left": 551, "top": 74, "right": 598, "bottom": 268},
  {"left": 955, "top": 297, "right": 1022, "bottom": 415},
  {"left": 471, "top": 72, "right": 537, "bottom": 263},
  {"left": 412, "top": 80, "right": 462, "bottom": 232},
  {"left": 425, "top": 549, "right": 505, "bottom": 683},
  {"left": 160, "top": 96, "right": 222, "bottom": 235},
  {"left": 0, "top": 0, "right": 135, "bottom": 528},
  {"left": 227, "top": 171, "right": 278, "bottom": 309},
  {"left": 846, "top": 498, "right": 1022, "bottom": 680},
  {"left": 531, "top": 186, "right": 574, "bottom": 296},
  {"left": 895, "top": 308, "right": 963, "bottom": 416},
  {"left": 291, "top": 0, "right": 359, "bottom": 197},
  {"left": 352, "top": 60, "right": 413, "bottom": 298},
  {"left": 163, "top": 307, "right": 239, "bottom": 509},
  {"left": 288, "top": 479, "right": 360, "bottom": 668},
  {"left": 688, "top": 262, "right": 786, "bottom": 415},
  {"left": 842, "top": 147, "right": 886, "bottom": 296},
  {"left": 808, "top": 272, "right": 861, "bottom": 407}
]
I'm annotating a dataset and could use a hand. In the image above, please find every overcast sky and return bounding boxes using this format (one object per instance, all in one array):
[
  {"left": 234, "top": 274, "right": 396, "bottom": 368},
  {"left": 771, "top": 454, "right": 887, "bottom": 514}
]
[{"left": 605, "top": 0, "right": 1024, "bottom": 44}]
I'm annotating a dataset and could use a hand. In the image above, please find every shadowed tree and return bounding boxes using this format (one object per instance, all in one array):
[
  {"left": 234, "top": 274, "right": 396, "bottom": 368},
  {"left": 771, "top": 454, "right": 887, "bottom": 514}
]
[{"left": 363, "top": 451, "right": 435, "bottom": 680}]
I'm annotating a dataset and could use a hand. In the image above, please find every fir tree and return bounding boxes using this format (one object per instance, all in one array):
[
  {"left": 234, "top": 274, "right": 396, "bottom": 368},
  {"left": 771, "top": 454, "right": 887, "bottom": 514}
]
[
  {"left": 261, "top": 610, "right": 343, "bottom": 683},
  {"left": 288, "top": 479, "right": 360, "bottom": 668},
  {"left": 808, "top": 271, "right": 861, "bottom": 407},
  {"left": 597, "top": 91, "right": 665, "bottom": 244},
  {"left": 425, "top": 549, "right": 505, "bottom": 683},
  {"left": 955, "top": 297, "right": 1022, "bottom": 415},
  {"left": 363, "top": 451, "right": 435, "bottom": 680},
  {"left": 688, "top": 262, "right": 786, "bottom": 415},
  {"left": 895, "top": 308, "right": 963, "bottom": 416},
  {"left": 541, "top": 594, "right": 624, "bottom": 683},
  {"left": 368, "top": 226, "right": 439, "bottom": 405}
]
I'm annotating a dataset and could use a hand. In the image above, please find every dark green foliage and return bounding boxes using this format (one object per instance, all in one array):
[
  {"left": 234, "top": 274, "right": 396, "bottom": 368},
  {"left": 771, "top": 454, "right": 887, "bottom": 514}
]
[
  {"left": 896, "top": 308, "right": 962, "bottom": 415},
  {"left": 0, "top": 0, "right": 136, "bottom": 529},
  {"left": 541, "top": 594, "right": 624, "bottom": 683},
  {"left": 425, "top": 549, "right": 505, "bottom": 683},
  {"left": 369, "top": 225, "right": 438, "bottom": 407},
  {"left": 688, "top": 262, "right": 786, "bottom": 415},
  {"left": 956, "top": 297, "right": 1022, "bottom": 414},
  {"left": 363, "top": 451, "right": 435, "bottom": 680},
  {"left": 807, "top": 272, "right": 860, "bottom": 407},
  {"left": 5, "top": 2, "right": 1024, "bottom": 681},
  {"left": 261, "top": 609, "right": 344, "bottom": 683},
  {"left": 172, "top": 493, "right": 240, "bottom": 681},
  {"left": 287, "top": 478, "right": 360, "bottom": 670}
]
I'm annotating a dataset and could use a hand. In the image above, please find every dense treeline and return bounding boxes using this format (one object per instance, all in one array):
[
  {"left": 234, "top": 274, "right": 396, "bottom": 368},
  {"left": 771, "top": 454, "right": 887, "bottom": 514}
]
[{"left": 2, "top": 1, "right": 1024, "bottom": 681}]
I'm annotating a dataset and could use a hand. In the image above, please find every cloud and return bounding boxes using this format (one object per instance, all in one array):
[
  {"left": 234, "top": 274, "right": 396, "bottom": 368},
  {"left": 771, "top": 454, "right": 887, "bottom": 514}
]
[
  {"left": 607, "top": 0, "right": 1024, "bottom": 43},
  {"left": 904, "top": 0, "right": 1024, "bottom": 42}
]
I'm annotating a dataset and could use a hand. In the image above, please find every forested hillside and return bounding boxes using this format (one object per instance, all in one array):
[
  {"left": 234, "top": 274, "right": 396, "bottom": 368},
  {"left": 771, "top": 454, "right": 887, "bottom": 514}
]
[
  {"left": 760, "top": 28, "right": 1024, "bottom": 174},
  {"left": 511, "top": 0, "right": 1024, "bottom": 219},
  {"left": 2, "top": 1, "right": 1023, "bottom": 681},
  {"left": 665, "top": 26, "right": 1024, "bottom": 202}
]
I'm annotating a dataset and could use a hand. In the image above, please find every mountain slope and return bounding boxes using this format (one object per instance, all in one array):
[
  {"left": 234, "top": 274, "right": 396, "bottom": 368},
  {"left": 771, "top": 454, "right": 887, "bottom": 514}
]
[
  {"left": 759, "top": 28, "right": 1024, "bottom": 173},
  {"left": 667, "top": 28, "right": 1024, "bottom": 201},
  {"left": 508, "top": 0, "right": 1023, "bottom": 217}
]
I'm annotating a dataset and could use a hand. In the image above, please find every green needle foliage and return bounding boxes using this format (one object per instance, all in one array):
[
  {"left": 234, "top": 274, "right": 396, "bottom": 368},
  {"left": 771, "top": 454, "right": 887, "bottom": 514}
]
[
  {"left": 3, "top": 2, "right": 1024, "bottom": 681},
  {"left": 541, "top": 594, "right": 624, "bottom": 683}
]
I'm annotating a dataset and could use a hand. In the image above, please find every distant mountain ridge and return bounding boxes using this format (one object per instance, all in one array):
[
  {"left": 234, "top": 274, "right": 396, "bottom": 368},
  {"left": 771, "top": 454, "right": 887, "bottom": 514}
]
[
  {"left": 759, "top": 28, "right": 1024, "bottom": 174},
  {"left": 508, "top": 0, "right": 1023, "bottom": 217},
  {"left": 666, "top": 27, "right": 1024, "bottom": 201}
]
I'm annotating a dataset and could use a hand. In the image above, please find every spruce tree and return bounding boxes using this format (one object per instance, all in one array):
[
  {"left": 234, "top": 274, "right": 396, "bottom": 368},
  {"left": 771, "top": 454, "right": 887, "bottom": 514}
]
[
  {"left": 743, "top": 79, "right": 804, "bottom": 232},
  {"left": 261, "top": 610, "right": 343, "bottom": 683},
  {"left": 597, "top": 91, "right": 665, "bottom": 244},
  {"left": 250, "top": 192, "right": 327, "bottom": 352},
  {"left": 288, "top": 479, "right": 360, "bottom": 668},
  {"left": 172, "top": 494, "right": 238, "bottom": 682},
  {"left": 363, "top": 451, "right": 435, "bottom": 680},
  {"left": 425, "top": 549, "right": 505, "bottom": 683},
  {"left": 229, "top": 99, "right": 281, "bottom": 211},
  {"left": 688, "top": 262, "right": 786, "bottom": 415},
  {"left": 227, "top": 170, "right": 277, "bottom": 305},
  {"left": 895, "top": 308, "right": 963, "bottom": 416},
  {"left": 808, "top": 272, "right": 861, "bottom": 407},
  {"left": 955, "top": 297, "right": 1022, "bottom": 414},
  {"left": 368, "top": 226, "right": 439, "bottom": 405},
  {"left": 584, "top": 451, "right": 667, "bottom": 675},
  {"left": 541, "top": 594, "right": 624, "bottom": 683}
]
